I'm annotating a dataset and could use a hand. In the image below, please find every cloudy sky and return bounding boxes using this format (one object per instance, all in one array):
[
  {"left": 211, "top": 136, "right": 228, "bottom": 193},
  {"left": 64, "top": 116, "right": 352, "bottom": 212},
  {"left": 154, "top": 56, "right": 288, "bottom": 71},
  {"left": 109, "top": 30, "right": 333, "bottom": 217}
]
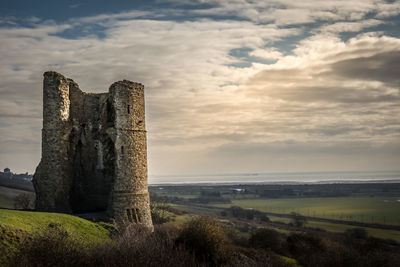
[{"left": 0, "top": 0, "right": 399, "bottom": 177}]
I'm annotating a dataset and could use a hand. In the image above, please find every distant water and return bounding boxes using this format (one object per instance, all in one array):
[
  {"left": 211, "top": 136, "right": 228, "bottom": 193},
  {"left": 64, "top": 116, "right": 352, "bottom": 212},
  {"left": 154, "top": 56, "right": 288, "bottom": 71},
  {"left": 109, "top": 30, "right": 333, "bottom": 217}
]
[{"left": 149, "top": 171, "right": 400, "bottom": 185}]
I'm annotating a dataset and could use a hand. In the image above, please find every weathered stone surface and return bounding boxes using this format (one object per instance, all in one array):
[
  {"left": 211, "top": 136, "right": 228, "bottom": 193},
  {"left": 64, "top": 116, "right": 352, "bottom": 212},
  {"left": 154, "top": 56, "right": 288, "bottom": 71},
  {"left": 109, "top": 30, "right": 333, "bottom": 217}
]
[{"left": 33, "top": 71, "right": 153, "bottom": 229}]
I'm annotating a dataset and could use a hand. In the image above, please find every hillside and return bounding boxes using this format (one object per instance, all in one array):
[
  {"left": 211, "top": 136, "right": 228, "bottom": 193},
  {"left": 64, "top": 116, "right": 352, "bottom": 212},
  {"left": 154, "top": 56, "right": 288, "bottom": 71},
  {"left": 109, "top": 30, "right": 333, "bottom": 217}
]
[
  {"left": 0, "top": 209, "right": 112, "bottom": 265},
  {"left": 0, "top": 186, "right": 34, "bottom": 209}
]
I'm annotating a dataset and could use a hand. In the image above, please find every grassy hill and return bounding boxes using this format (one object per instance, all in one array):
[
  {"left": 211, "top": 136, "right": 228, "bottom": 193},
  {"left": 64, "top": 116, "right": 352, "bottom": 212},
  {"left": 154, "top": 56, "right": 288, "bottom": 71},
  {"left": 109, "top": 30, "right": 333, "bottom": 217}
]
[{"left": 0, "top": 209, "right": 112, "bottom": 265}]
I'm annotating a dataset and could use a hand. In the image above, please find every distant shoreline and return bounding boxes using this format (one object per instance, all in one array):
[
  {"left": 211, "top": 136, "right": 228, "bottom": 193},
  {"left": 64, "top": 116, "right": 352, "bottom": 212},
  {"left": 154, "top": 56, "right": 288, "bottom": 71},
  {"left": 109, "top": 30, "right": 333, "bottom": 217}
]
[
  {"left": 149, "top": 179, "right": 400, "bottom": 186},
  {"left": 149, "top": 170, "right": 400, "bottom": 185}
]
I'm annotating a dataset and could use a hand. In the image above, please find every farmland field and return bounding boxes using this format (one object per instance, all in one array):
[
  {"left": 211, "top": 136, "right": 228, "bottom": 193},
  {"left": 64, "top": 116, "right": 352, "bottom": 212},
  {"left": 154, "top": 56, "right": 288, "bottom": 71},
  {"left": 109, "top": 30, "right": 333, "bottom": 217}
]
[
  {"left": 212, "top": 197, "right": 400, "bottom": 226},
  {"left": 171, "top": 202, "right": 400, "bottom": 242},
  {"left": 267, "top": 215, "right": 400, "bottom": 242}
]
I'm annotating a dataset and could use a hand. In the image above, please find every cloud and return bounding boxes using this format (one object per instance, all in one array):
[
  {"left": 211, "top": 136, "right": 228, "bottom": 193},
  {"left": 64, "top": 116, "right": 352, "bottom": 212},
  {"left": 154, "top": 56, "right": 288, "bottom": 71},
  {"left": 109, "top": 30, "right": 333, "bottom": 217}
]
[
  {"left": 249, "top": 48, "right": 283, "bottom": 60},
  {"left": 69, "top": 4, "right": 82, "bottom": 9},
  {"left": 317, "top": 19, "right": 384, "bottom": 34},
  {"left": 0, "top": 1, "right": 400, "bottom": 175},
  {"left": 329, "top": 51, "right": 400, "bottom": 87},
  {"left": 168, "top": 0, "right": 400, "bottom": 25}
]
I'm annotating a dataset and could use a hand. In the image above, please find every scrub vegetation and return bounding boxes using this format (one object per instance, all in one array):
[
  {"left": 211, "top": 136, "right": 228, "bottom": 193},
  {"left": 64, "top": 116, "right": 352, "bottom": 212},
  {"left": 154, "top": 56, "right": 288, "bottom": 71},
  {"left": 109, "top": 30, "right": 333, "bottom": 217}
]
[
  {"left": 2, "top": 209, "right": 400, "bottom": 267},
  {"left": 1, "top": 182, "right": 400, "bottom": 266}
]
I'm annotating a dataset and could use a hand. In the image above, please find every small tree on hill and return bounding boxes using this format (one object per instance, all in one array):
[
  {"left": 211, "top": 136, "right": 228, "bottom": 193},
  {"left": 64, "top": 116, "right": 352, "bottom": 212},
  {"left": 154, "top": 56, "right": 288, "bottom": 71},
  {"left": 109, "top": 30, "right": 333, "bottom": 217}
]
[
  {"left": 290, "top": 212, "right": 307, "bottom": 227},
  {"left": 14, "top": 193, "right": 32, "bottom": 210}
]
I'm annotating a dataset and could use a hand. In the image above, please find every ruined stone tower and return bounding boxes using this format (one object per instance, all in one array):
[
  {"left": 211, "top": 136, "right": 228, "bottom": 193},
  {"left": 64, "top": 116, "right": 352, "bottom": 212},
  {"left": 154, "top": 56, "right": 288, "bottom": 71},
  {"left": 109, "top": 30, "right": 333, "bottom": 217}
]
[{"left": 33, "top": 71, "right": 153, "bottom": 228}]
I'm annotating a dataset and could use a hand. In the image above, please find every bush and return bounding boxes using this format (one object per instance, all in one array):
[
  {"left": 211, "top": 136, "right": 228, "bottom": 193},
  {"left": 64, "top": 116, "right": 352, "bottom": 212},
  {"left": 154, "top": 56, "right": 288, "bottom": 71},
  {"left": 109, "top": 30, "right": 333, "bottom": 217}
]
[
  {"left": 176, "top": 216, "right": 231, "bottom": 264},
  {"left": 227, "top": 247, "right": 292, "bottom": 267},
  {"left": 93, "top": 223, "right": 199, "bottom": 267},
  {"left": 289, "top": 212, "right": 307, "bottom": 227},
  {"left": 345, "top": 228, "right": 368, "bottom": 239},
  {"left": 287, "top": 232, "right": 328, "bottom": 258},
  {"left": 285, "top": 232, "right": 400, "bottom": 267},
  {"left": 228, "top": 206, "right": 270, "bottom": 222},
  {"left": 14, "top": 193, "right": 32, "bottom": 210},
  {"left": 10, "top": 223, "right": 200, "bottom": 267},
  {"left": 9, "top": 216, "right": 400, "bottom": 267},
  {"left": 9, "top": 225, "right": 90, "bottom": 267},
  {"left": 249, "top": 228, "right": 283, "bottom": 252},
  {"left": 150, "top": 195, "right": 171, "bottom": 224}
]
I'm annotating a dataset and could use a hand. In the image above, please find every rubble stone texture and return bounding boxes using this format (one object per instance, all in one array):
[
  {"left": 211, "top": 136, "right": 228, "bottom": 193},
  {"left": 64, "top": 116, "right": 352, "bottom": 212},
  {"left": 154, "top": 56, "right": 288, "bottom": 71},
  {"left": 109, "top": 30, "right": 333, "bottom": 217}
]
[{"left": 33, "top": 71, "right": 153, "bottom": 229}]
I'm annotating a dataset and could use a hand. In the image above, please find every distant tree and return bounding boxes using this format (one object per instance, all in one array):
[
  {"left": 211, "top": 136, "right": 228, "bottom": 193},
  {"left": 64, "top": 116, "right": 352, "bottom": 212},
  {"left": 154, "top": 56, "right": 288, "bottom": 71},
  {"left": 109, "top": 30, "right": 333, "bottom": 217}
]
[
  {"left": 290, "top": 212, "right": 307, "bottom": 227},
  {"left": 245, "top": 209, "right": 255, "bottom": 220},
  {"left": 14, "top": 193, "right": 32, "bottom": 210},
  {"left": 345, "top": 228, "right": 368, "bottom": 239},
  {"left": 250, "top": 228, "right": 282, "bottom": 251},
  {"left": 149, "top": 194, "right": 170, "bottom": 224},
  {"left": 258, "top": 213, "right": 270, "bottom": 222}
]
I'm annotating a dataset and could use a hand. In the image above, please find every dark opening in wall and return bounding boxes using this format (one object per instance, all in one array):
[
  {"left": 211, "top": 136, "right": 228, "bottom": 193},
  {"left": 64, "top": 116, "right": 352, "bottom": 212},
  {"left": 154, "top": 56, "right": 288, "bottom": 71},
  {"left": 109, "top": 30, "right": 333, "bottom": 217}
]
[
  {"left": 136, "top": 208, "right": 141, "bottom": 222},
  {"left": 127, "top": 105, "right": 130, "bottom": 114},
  {"left": 126, "top": 208, "right": 141, "bottom": 223},
  {"left": 126, "top": 209, "right": 132, "bottom": 222},
  {"left": 106, "top": 99, "right": 115, "bottom": 127},
  {"left": 121, "top": 146, "right": 124, "bottom": 154}
]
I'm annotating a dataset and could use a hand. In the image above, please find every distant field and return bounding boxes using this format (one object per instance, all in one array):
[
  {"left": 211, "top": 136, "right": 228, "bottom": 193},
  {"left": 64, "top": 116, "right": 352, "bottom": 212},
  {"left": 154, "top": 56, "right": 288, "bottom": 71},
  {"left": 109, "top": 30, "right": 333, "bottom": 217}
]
[
  {"left": 172, "top": 202, "right": 400, "bottom": 242},
  {"left": 212, "top": 197, "right": 400, "bottom": 226},
  {"left": 268, "top": 215, "right": 400, "bottom": 242},
  {"left": 171, "top": 203, "right": 223, "bottom": 215},
  {"left": 0, "top": 186, "right": 35, "bottom": 209}
]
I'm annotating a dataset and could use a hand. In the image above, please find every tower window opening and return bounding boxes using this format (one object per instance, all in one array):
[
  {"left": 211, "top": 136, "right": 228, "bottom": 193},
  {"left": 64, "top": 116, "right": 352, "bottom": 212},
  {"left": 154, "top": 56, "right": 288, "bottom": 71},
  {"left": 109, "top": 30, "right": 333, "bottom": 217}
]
[
  {"left": 121, "top": 146, "right": 124, "bottom": 154},
  {"left": 126, "top": 209, "right": 133, "bottom": 222},
  {"left": 126, "top": 208, "right": 139, "bottom": 223},
  {"left": 127, "top": 105, "right": 130, "bottom": 114},
  {"left": 135, "top": 208, "right": 141, "bottom": 222}
]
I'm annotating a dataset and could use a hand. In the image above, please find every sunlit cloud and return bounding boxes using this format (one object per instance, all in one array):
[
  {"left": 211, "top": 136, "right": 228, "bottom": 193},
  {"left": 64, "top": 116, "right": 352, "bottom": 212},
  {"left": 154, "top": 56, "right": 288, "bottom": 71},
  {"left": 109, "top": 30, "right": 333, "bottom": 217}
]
[{"left": 0, "top": 0, "right": 399, "bottom": 175}]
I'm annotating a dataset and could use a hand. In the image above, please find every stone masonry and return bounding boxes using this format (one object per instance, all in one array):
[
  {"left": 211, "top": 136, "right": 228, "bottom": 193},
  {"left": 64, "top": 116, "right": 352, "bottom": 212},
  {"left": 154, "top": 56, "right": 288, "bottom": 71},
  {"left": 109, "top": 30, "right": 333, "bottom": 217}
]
[{"left": 33, "top": 71, "right": 153, "bottom": 228}]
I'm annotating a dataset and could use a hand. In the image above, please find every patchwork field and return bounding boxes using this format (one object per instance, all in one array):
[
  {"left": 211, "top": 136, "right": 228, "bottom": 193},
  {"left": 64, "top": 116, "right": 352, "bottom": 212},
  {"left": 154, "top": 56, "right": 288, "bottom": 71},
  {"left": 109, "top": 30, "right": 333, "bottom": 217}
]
[
  {"left": 171, "top": 202, "right": 400, "bottom": 242},
  {"left": 267, "top": 215, "right": 400, "bottom": 242},
  {"left": 212, "top": 197, "right": 400, "bottom": 226}
]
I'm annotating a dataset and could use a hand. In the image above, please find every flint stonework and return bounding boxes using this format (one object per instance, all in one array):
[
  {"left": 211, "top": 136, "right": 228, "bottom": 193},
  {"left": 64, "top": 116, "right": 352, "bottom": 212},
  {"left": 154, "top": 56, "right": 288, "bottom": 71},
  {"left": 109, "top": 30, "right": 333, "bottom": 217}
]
[{"left": 33, "top": 71, "right": 153, "bottom": 229}]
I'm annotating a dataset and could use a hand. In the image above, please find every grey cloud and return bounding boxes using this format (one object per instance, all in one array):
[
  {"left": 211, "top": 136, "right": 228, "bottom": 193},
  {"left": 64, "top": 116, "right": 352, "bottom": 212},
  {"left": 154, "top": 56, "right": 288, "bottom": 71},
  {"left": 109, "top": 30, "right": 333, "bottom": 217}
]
[
  {"left": 329, "top": 51, "right": 400, "bottom": 87},
  {"left": 211, "top": 140, "right": 400, "bottom": 157},
  {"left": 176, "top": 0, "right": 400, "bottom": 25}
]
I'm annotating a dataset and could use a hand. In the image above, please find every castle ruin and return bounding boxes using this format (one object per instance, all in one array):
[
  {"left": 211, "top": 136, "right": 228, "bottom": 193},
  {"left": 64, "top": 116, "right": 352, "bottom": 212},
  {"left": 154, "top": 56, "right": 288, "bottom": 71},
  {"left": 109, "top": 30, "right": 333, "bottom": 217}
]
[{"left": 33, "top": 71, "right": 153, "bottom": 228}]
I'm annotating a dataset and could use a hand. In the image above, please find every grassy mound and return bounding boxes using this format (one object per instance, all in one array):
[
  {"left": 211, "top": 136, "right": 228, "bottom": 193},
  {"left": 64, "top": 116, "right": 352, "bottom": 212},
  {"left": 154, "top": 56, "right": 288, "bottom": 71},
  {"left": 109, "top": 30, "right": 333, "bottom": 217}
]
[{"left": 0, "top": 209, "right": 112, "bottom": 265}]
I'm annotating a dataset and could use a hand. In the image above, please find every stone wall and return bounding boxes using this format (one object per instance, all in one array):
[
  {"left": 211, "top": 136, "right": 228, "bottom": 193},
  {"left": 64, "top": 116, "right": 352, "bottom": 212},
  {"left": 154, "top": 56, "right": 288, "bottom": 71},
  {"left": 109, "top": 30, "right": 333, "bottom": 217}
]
[
  {"left": 33, "top": 71, "right": 153, "bottom": 229},
  {"left": 109, "top": 81, "right": 152, "bottom": 226}
]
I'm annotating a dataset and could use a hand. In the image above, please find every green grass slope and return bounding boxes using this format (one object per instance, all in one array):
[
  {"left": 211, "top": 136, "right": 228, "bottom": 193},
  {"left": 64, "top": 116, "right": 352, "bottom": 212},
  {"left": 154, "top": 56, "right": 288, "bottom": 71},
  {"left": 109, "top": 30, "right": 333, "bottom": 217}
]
[{"left": 0, "top": 209, "right": 112, "bottom": 265}]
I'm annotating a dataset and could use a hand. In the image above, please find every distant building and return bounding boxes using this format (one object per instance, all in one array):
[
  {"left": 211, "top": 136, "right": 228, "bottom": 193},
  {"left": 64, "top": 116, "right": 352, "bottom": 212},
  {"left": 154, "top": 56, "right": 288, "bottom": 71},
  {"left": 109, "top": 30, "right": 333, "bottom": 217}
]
[{"left": 1, "top": 168, "right": 12, "bottom": 178}]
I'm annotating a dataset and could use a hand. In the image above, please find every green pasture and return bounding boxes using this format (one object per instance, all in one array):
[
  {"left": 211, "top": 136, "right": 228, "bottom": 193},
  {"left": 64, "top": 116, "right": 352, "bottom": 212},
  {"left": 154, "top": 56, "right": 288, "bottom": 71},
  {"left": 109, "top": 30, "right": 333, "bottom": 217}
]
[
  {"left": 0, "top": 209, "right": 112, "bottom": 244},
  {"left": 212, "top": 197, "right": 400, "bottom": 226},
  {"left": 222, "top": 193, "right": 259, "bottom": 199},
  {"left": 158, "top": 193, "right": 197, "bottom": 199},
  {"left": 171, "top": 203, "right": 223, "bottom": 215},
  {"left": 267, "top": 215, "right": 400, "bottom": 242},
  {"left": 172, "top": 203, "right": 400, "bottom": 242},
  {"left": 0, "top": 209, "right": 112, "bottom": 265}
]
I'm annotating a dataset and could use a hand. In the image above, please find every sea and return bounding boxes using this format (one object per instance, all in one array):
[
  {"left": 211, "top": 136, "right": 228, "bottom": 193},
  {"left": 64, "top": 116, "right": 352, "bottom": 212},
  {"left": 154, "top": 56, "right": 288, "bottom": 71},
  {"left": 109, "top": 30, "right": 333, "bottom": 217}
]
[{"left": 148, "top": 170, "right": 400, "bottom": 185}]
